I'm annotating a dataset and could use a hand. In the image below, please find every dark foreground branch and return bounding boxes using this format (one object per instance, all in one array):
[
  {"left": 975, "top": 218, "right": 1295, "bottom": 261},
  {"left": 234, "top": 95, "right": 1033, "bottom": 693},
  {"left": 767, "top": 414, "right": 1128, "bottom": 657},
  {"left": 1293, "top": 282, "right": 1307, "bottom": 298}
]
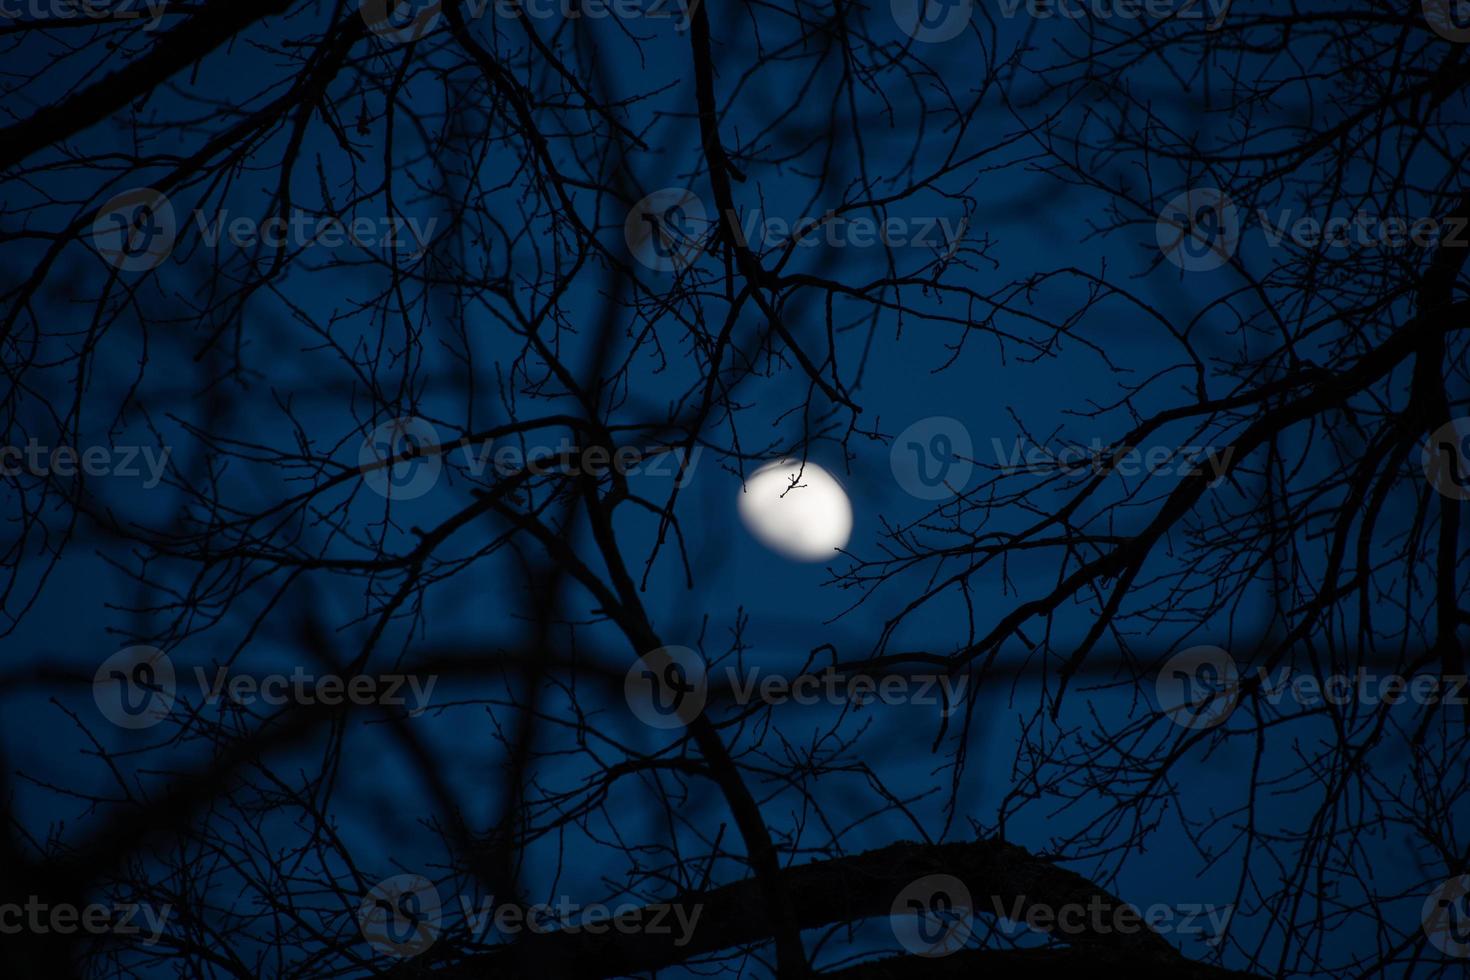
[
  {"left": 428, "top": 839, "right": 1259, "bottom": 978},
  {"left": 0, "top": 0, "right": 297, "bottom": 172},
  {"left": 823, "top": 945, "right": 1262, "bottom": 979}
]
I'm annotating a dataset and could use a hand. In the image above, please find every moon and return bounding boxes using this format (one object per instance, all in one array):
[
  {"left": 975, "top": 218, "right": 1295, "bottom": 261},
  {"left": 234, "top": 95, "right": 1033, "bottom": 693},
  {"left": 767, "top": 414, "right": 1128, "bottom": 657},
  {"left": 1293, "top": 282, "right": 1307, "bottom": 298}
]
[{"left": 737, "top": 459, "right": 853, "bottom": 562}]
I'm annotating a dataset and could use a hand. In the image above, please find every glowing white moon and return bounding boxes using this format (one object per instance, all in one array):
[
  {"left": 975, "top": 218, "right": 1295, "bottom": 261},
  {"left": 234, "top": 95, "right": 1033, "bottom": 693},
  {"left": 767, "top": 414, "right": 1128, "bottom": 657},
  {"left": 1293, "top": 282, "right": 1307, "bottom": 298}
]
[{"left": 737, "top": 459, "right": 853, "bottom": 562}]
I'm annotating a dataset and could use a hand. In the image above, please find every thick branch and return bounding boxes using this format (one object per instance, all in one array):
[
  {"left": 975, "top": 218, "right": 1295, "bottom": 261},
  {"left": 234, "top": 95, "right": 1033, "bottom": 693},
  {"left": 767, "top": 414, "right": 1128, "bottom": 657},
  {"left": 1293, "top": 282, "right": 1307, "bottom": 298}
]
[
  {"left": 439, "top": 839, "right": 1255, "bottom": 978},
  {"left": 0, "top": 0, "right": 297, "bottom": 171}
]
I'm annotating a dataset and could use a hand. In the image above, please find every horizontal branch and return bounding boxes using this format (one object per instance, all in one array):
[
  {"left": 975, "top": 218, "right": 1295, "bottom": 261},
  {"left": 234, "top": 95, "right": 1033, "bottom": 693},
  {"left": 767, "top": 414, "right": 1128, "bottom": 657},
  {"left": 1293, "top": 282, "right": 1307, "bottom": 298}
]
[
  {"left": 433, "top": 839, "right": 1257, "bottom": 978},
  {"left": 822, "top": 945, "right": 1262, "bottom": 979}
]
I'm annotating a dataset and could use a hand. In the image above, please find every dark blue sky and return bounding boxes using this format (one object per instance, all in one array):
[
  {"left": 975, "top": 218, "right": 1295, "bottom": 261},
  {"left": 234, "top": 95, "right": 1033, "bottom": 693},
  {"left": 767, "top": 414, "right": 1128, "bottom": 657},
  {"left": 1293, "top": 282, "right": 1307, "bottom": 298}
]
[{"left": 2, "top": 0, "right": 1466, "bottom": 975}]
